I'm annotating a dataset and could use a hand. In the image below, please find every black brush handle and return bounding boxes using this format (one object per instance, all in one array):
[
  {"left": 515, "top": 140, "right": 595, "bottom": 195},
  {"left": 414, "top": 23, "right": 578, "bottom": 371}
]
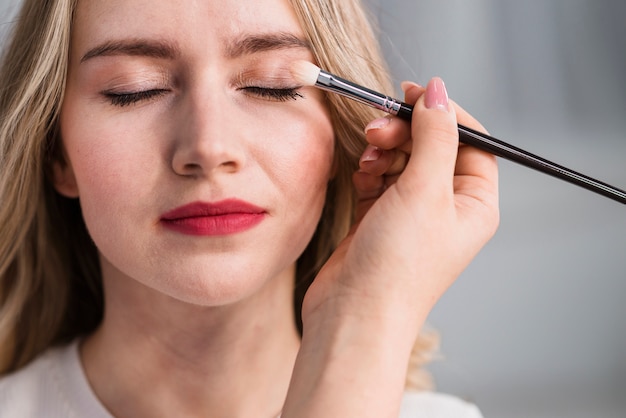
[{"left": 396, "top": 102, "right": 626, "bottom": 205}]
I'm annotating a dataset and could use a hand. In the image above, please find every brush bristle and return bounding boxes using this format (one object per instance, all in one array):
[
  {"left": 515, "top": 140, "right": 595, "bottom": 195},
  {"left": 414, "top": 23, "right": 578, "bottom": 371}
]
[{"left": 289, "top": 60, "right": 320, "bottom": 86}]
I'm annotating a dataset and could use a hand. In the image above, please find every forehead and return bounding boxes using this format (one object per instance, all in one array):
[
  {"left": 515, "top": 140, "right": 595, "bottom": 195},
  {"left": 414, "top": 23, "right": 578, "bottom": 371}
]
[{"left": 71, "top": 0, "right": 304, "bottom": 56}]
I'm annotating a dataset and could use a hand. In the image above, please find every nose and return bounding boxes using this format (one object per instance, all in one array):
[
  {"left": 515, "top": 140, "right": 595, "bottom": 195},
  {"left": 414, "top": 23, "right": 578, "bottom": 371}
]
[{"left": 170, "top": 86, "right": 246, "bottom": 178}]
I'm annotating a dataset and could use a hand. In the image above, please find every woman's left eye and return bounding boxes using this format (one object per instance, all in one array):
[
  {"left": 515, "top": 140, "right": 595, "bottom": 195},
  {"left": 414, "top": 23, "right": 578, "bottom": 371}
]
[{"left": 240, "top": 86, "right": 303, "bottom": 102}]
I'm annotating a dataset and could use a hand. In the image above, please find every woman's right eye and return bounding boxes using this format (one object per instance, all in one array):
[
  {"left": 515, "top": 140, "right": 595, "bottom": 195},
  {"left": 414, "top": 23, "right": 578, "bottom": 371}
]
[
  {"left": 103, "top": 89, "right": 169, "bottom": 107},
  {"left": 239, "top": 86, "right": 304, "bottom": 102}
]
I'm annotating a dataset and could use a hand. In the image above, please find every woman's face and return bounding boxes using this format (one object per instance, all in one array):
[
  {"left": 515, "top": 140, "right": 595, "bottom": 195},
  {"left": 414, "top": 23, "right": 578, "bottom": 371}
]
[{"left": 57, "top": 0, "right": 334, "bottom": 305}]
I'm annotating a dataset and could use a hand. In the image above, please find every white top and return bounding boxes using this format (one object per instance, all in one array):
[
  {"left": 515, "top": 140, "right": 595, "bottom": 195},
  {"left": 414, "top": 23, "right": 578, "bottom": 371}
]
[{"left": 0, "top": 341, "right": 483, "bottom": 417}]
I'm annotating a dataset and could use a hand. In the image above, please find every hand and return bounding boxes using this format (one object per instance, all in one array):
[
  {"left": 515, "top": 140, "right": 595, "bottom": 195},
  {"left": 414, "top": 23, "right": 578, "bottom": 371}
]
[
  {"left": 283, "top": 78, "right": 499, "bottom": 417},
  {"left": 303, "top": 77, "right": 499, "bottom": 328}
]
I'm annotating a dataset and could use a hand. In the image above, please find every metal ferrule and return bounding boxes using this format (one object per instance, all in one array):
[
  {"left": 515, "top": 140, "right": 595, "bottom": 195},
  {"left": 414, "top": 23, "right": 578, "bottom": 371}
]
[{"left": 316, "top": 70, "right": 402, "bottom": 115}]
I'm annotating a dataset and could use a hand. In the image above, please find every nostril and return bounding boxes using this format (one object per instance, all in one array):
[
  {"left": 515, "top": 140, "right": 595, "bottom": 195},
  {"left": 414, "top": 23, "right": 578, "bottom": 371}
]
[
  {"left": 173, "top": 161, "right": 239, "bottom": 178},
  {"left": 218, "top": 160, "right": 239, "bottom": 172},
  {"left": 176, "top": 162, "right": 202, "bottom": 177}
]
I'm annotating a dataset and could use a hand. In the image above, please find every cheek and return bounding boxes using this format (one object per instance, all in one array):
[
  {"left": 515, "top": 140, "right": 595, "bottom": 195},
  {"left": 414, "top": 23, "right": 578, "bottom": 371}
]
[
  {"left": 272, "top": 137, "right": 331, "bottom": 244},
  {"left": 59, "top": 98, "right": 158, "bottom": 226},
  {"left": 247, "top": 102, "right": 335, "bottom": 258},
  {"left": 258, "top": 104, "right": 335, "bottom": 197}
]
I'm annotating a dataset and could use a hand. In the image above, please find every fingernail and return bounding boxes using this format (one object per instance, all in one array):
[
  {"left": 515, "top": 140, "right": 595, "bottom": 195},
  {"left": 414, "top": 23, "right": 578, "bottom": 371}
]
[
  {"left": 364, "top": 117, "right": 391, "bottom": 133},
  {"left": 360, "top": 145, "right": 383, "bottom": 163},
  {"left": 424, "top": 77, "right": 449, "bottom": 111}
]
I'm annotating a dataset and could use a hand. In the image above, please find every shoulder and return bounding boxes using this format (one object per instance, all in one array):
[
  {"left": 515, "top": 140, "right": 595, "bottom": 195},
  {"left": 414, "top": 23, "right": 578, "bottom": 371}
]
[
  {"left": 399, "top": 391, "right": 483, "bottom": 418},
  {"left": 0, "top": 341, "right": 112, "bottom": 418}
]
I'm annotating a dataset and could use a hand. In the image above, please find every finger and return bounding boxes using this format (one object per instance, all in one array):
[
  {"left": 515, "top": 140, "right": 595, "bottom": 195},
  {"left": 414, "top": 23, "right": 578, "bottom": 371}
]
[
  {"left": 353, "top": 170, "right": 384, "bottom": 222},
  {"left": 353, "top": 169, "right": 385, "bottom": 200},
  {"left": 383, "top": 173, "right": 401, "bottom": 190},
  {"left": 454, "top": 146, "right": 499, "bottom": 207},
  {"left": 385, "top": 150, "right": 408, "bottom": 176},
  {"left": 359, "top": 146, "right": 408, "bottom": 177},
  {"left": 400, "top": 77, "right": 459, "bottom": 197},
  {"left": 362, "top": 82, "right": 424, "bottom": 153},
  {"left": 359, "top": 145, "right": 394, "bottom": 177},
  {"left": 449, "top": 99, "right": 498, "bottom": 197},
  {"left": 364, "top": 117, "right": 412, "bottom": 154},
  {"left": 401, "top": 81, "right": 425, "bottom": 105}
]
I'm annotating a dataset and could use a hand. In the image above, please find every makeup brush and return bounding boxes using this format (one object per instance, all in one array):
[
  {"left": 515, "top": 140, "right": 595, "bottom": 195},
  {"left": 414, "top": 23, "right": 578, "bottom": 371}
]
[{"left": 289, "top": 60, "right": 626, "bottom": 205}]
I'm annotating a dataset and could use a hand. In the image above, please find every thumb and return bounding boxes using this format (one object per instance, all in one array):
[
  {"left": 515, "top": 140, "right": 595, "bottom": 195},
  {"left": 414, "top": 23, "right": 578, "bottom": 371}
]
[{"left": 401, "top": 77, "right": 459, "bottom": 197}]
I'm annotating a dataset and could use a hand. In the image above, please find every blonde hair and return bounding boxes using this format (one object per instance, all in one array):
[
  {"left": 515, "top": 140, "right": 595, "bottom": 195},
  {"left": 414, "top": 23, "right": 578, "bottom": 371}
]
[
  {"left": 0, "top": 0, "right": 87, "bottom": 373},
  {"left": 0, "top": 0, "right": 437, "bottom": 390}
]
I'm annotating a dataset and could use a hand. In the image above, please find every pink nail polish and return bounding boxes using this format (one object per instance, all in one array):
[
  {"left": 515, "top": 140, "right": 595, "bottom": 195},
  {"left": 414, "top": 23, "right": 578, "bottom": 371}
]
[
  {"left": 424, "top": 77, "right": 449, "bottom": 111},
  {"left": 360, "top": 145, "right": 383, "bottom": 163},
  {"left": 364, "top": 117, "right": 391, "bottom": 133}
]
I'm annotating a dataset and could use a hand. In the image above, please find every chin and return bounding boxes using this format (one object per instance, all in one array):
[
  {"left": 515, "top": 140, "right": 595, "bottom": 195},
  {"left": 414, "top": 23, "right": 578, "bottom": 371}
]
[
  {"left": 99, "top": 236, "right": 301, "bottom": 309},
  {"left": 141, "top": 261, "right": 292, "bottom": 308}
]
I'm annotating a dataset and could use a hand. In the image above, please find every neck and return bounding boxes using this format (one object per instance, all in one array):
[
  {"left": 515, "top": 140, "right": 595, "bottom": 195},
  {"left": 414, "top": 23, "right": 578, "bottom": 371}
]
[{"left": 82, "top": 260, "right": 300, "bottom": 418}]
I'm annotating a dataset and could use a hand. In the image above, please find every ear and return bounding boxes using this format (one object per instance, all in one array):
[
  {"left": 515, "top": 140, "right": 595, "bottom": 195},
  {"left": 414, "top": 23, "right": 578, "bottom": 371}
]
[{"left": 51, "top": 159, "right": 79, "bottom": 198}]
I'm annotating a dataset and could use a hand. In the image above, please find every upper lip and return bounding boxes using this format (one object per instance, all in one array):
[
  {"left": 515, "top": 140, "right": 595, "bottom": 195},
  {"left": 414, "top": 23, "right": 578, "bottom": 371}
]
[{"left": 160, "top": 199, "right": 266, "bottom": 220}]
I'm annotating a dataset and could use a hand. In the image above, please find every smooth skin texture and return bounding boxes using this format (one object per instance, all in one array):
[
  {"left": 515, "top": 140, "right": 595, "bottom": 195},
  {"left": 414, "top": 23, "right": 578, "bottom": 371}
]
[{"left": 53, "top": 0, "right": 498, "bottom": 416}]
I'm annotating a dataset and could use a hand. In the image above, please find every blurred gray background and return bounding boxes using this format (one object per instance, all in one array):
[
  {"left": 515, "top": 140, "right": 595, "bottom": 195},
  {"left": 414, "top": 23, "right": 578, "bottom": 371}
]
[
  {"left": 365, "top": 1, "right": 626, "bottom": 417},
  {"left": 2, "top": 0, "right": 625, "bottom": 417}
]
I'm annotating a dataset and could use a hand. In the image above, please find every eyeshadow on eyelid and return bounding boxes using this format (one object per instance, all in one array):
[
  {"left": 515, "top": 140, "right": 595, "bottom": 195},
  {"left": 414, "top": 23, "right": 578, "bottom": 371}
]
[
  {"left": 101, "top": 68, "right": 171, "bottom": 88},
  {"left": 233, "top": 66, "right": 297, "bottom": 88}
]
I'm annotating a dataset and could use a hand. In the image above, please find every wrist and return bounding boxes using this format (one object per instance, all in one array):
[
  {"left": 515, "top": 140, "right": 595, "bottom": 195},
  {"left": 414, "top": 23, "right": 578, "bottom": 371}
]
[
  {"left": 302, "top": 295, "right": 425, "bottom": 368},
  {"left": 283, "top": 298, "right": 425, "bottom": 417},
  {"left": 301, "top": 279, "right": 430, "bottom": 347}
]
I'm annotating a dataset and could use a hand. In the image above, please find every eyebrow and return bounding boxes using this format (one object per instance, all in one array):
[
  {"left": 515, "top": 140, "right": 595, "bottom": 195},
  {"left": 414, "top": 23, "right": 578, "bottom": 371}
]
[
  {"left": 80, "top": 33, "right": 311, "bottom": 63},
  {"left": 224, "top": 32, "right": 311, "bottom": 58},
  {"left": 81, "top": 39, "right": 180, "bottom": 62}
]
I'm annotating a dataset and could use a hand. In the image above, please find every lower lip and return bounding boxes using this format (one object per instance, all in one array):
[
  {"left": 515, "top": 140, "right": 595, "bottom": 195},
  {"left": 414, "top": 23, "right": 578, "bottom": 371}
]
[{"left": 161, "top": 213, "right": 265, "bottom": 236}]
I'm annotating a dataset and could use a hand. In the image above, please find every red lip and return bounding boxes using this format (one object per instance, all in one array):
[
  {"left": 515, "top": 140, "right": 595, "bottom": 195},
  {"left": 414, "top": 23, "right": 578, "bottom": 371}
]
[{"left": 160, "top": 199, "right": 266, "bottom": 236}]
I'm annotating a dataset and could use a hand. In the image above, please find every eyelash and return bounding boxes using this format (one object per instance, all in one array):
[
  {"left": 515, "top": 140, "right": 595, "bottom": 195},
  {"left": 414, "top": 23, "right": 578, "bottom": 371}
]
[
  {"left": 104, "top": 89, "right": 168, "bottom": 107},
  {"left": 240, "top": 86, "right": 304, "bottom": 102},
  {"left": 103, "top": 86, "right": 303, "bottom": 107}
]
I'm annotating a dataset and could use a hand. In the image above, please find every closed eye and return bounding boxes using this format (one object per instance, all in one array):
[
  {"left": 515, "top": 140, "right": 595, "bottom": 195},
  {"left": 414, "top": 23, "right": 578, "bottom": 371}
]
[
  {"left": 103, "top": 89, "right": 169, "bottom": 107},
  {"left": 240, "top": 86, "right": 303, "bottom": 102}
]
